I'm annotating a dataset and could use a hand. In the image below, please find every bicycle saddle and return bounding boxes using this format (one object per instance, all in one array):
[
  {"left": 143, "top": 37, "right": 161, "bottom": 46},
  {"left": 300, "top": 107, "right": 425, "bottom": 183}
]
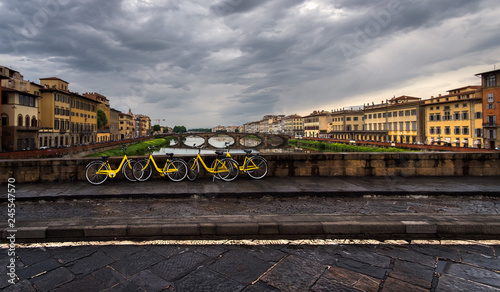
[
  {"left": 215, "top": 150, "right": 224, "bottom": 156},
  {"left": 101, "top": 156, "right": 110, "bottom": 161},
  {"left": 244, "top": 149, "right": 252, "bottom": 154}
]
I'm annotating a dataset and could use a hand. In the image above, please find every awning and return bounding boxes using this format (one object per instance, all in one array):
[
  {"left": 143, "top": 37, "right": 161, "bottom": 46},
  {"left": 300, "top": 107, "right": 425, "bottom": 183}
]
[{"left": 473, "top": 140, "right": 481, "bottom": 145}]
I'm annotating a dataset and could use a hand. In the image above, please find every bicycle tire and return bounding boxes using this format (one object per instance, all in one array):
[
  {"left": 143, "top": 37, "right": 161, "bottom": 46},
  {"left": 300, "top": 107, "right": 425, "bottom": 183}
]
[
  {"left": 245, "top": 155, "right": 268, "bottom": 179},
  {"left": 186, "top": 158, "right": 199, "bottom": 181},
  {"left": 85, "top": 161, "right": 109, "bottom": 185},
  {"left": 166, "top": 159, "right": 188, "bottom": 182},
  {"left": 133, "top": 159, "right": 152, "bottom": 181},
  {"left": 122, "top": 159, "right": 137, "bottom": 182},
  {"left": 216, "top": 158, "right": 239, "bottom": 182}
]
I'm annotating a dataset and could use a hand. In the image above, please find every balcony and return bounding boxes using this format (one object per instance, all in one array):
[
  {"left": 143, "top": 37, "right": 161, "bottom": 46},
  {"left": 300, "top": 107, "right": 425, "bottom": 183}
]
[{"left": 483, "top": 123, "right": 498, "bottom": 128}]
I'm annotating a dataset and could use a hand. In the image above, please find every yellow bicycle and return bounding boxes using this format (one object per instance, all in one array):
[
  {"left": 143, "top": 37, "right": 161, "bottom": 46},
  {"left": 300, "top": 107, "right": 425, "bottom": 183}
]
[
  {"left": 186, "top": 144, "right": 239, "bottom": 181},
  {"left": 223, "top": 142, "right": 268, "bottom": 179},
  {"left": 85, "top": 146, "right": 136, "bottom": 185},
  {"left": 132, "top": 146, "right": 188, "bottom": 182}
]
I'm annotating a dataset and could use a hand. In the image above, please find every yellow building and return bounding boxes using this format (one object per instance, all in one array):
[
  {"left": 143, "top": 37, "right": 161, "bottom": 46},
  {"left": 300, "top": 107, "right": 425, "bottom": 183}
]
[
  {"left": 38, "top": 77, "right": 98, "bottom": 147},
  {"left": 119, "top": 110, "right": 134, "bottom": 139},
  {"left": 83, "top": 92, "right": 111, "bottom": 143},
  {"left": 327, "top": 109, "right": 365, "bottom": 140},
  {"left": 363, "top": 96, "right": 424, "bottom": 143},
  {"left": 423, "top": 86, "right": 483, "bottom": 147},
  {"left": 284, "top": 114, "right": 303, "bottom": 137},
  {"left": 304, "top": 111, "right": 331, "bottom": 138}
]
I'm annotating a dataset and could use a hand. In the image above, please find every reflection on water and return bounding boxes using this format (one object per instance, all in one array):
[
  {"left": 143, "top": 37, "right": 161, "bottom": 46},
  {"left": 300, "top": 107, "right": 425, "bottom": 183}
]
[{"left": 154, "top": 136, "right": 313, "bottom": 155}]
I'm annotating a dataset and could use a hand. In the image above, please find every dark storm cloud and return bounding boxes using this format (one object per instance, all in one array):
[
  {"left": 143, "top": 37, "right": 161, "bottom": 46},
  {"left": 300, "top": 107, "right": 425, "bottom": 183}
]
[{"left": 0, "top": 0, "right": 499, "bottom": 127}]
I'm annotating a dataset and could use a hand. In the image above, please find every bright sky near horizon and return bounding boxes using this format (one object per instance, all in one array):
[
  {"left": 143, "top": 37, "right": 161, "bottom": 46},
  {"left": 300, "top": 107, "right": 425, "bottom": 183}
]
[{"left": 1, "top": 0, "right": 499, "bottom": 128}]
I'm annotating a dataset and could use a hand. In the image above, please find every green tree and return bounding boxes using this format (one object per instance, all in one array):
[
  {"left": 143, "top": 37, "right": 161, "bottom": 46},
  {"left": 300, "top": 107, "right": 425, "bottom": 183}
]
[
  {"left": 173, "top": 126, "right": 187, "bottom": 133},
  {"left": 97, "top": 109, "right": 108, "bottom": 130},
  {"left": 152, "top": 124, "right": 161, "bottom": 132}
]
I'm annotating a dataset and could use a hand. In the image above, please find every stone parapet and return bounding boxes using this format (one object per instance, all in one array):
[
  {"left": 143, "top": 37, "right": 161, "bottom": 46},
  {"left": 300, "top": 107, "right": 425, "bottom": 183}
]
[{"left": 0, "top": 152, "right": 499, "bottom": 183}]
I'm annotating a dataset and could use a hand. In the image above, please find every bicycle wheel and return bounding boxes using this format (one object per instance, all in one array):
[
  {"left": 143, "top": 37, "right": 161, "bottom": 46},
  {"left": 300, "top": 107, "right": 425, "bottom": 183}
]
[
  {"left": 85, "top": 161, "right": 109, "bottom": 185},
  {"left": 210, "top": 159, "right": 223, "bottom": 180},
  {"left": 166, "top": 159, "right": 188, "bottom": 182},
  {"left": 245, "top": 156, "right": 268, "bottom": 179},
  {"left": 122, "top": 159, "right": 137, "bottom": 182},
  {"left": 216, "top": 158, "right": 239, "bottom": 182},
  {"left": 186, "top": 158, "right": 199, "bottom": 181},
  {"left": 133, "top": 159, "right": 152, "bottom": 181}
]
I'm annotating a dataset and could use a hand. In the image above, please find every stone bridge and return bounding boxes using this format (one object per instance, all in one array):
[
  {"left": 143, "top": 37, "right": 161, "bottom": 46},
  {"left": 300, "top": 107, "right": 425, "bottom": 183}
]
[{"left": 159, "top": 132, "right": 290, "bottom": 149}]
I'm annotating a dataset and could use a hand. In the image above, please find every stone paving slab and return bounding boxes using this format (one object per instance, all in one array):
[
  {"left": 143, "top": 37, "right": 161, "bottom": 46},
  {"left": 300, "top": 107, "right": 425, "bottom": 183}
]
[
  {"left": 3, "top": 213, "right": 500, "bottom": 243},
  {"left": 6, "top": 176, "right": 500, "bottom": 201},
  {"left": 3, "top": 240, "right": 499, "bottom": 292}
]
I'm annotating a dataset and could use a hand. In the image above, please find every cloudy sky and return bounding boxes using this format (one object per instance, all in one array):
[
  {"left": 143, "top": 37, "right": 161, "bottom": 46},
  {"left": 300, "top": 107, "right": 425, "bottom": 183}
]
[{"left": 1, "top": 0, "right": 500, "bottom": 128}]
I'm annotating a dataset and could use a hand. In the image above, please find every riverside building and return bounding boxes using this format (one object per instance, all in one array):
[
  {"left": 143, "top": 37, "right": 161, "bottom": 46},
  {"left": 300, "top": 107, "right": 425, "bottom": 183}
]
[
  {"left": 362, "top": 96, "right": 424, "bottom": 143},
  {"left": 327, "top": 108, "right": 365, "bottom": 140},
  {"left": 476, "top": 69, "right": 500, "bottom": 149},
  {"left": 423, "top": 86, "right": 483, "bottom": 147},
  {"left": 304, "top": 111, "right": 331, "bottom": 138},
  {"left": 1, "top": 67, "right": 40, "bottom": 151}
]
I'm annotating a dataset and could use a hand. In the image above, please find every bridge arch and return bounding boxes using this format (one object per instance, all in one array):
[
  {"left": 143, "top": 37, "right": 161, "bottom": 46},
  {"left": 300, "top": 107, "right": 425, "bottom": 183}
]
[{"left": 160, "top": 132, "right": 290, "bottom": 149}]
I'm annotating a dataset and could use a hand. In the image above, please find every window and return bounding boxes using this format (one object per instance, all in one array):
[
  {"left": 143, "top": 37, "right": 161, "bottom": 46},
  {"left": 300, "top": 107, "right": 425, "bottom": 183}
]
[
  {"left": 399, "top": 122, "right": 404, "bottom": 131},
  {"left": 54, "top": 119, "right": 60, "bottom": 130},
  {"left": 411, "top": 121, "right": 417, "bottom": 131},
  {"left": 429, "top": 114, "right": 434, "bottom": 121},
  {"left": 430, "top": 127, "right": 435, "bottom": 134},
  {"left": 393, "top": 122, "right": 397, "bottom": 130},
  {"left": 461, "top": 112, "right": 469, "bottom": 120},
  {"left": 487, "top": 104, "right": 495, "bottom": 110},
  {"left": 1, "top": 114, "right": 7, "bottom": 126},
  {"left": 405, "top": 110, "right": 410, "bottom": 116},
  {"left": 18, "top": 114, "right": 23, "bottom": 126},
  {"left": 387, "top": 112, "right": 392, "bottom": 118},
  {"left": 476, "top": 128, "right": 483, "bottom": 138},
  {"left": 411, "top": 110, "right": 416, "bottom": 116},
  {"left": 444, "top": 112, "right": 451, "bottom": 121},
  {"left": 486, "top": 74, "right": 496, "bottom": 87},
  {"left": 436, "top": 114, "right": 441, "bottom": 121},
  {"left": 475, "top": 112, "right": 482, "bottom": 119},
  {"left": 462, "top": 127, "right": 469, "bottom": 135},
  {"left": 377, "top": 113, "right": 382, "bottom": 118},
  {"left": 399, "top": 111, "right": 404, "bottom": 117},
  {"left": 445, "top": 127, "right": 451, "bottom": 135},
  {"left": 405, "top": 122, "right": 410, "bottom": 131},
  {"left": 454, "top": 127, "right": 460, "bottom": 135},
  {"left": 436, "top": 127, "right": 441, "bottom": 135},
  {"left": 25, "top": 115, "right": 30, "bottom": 127},
  {"left": 454, "top": 112, "right": 460, "bottom": 120},
  {"left": 488, "top": 93, "right": 494, "bottom": 103}
]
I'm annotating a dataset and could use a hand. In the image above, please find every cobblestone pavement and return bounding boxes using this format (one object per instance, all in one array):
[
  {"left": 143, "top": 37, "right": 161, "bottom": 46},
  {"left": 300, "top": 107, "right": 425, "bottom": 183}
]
[{"left": 1, "top": 239, "right": 499, "bottom": 291}]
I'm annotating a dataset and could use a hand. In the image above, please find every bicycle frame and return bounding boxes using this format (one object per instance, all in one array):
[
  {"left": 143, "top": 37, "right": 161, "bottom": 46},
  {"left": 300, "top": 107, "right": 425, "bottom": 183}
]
[
  {"left": 191, "top": 153, "right": 230, "bottom": 175},
  {"left": 97, "top": 155, "right": 133, "bottom": 178},
  {"left": 223, "top": 144, "right": 259, "bottom": 172},
  {"left": 140, "top": 154, "right": 178, "bottom": 176}
]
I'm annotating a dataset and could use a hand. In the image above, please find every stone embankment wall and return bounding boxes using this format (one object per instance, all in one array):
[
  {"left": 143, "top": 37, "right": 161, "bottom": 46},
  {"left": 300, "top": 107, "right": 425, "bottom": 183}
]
[{"left": 0, "top": 152, "right": 499, "bottom": 183}]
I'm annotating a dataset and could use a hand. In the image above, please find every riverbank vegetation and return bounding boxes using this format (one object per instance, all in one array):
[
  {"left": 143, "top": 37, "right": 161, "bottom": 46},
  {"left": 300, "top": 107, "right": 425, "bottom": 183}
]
[
  {"left": 288, "top": 139, "right": 412, "bottom": 152},
  {"left": 87, "top": 137, "right": 172, "bottom": 157}
]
